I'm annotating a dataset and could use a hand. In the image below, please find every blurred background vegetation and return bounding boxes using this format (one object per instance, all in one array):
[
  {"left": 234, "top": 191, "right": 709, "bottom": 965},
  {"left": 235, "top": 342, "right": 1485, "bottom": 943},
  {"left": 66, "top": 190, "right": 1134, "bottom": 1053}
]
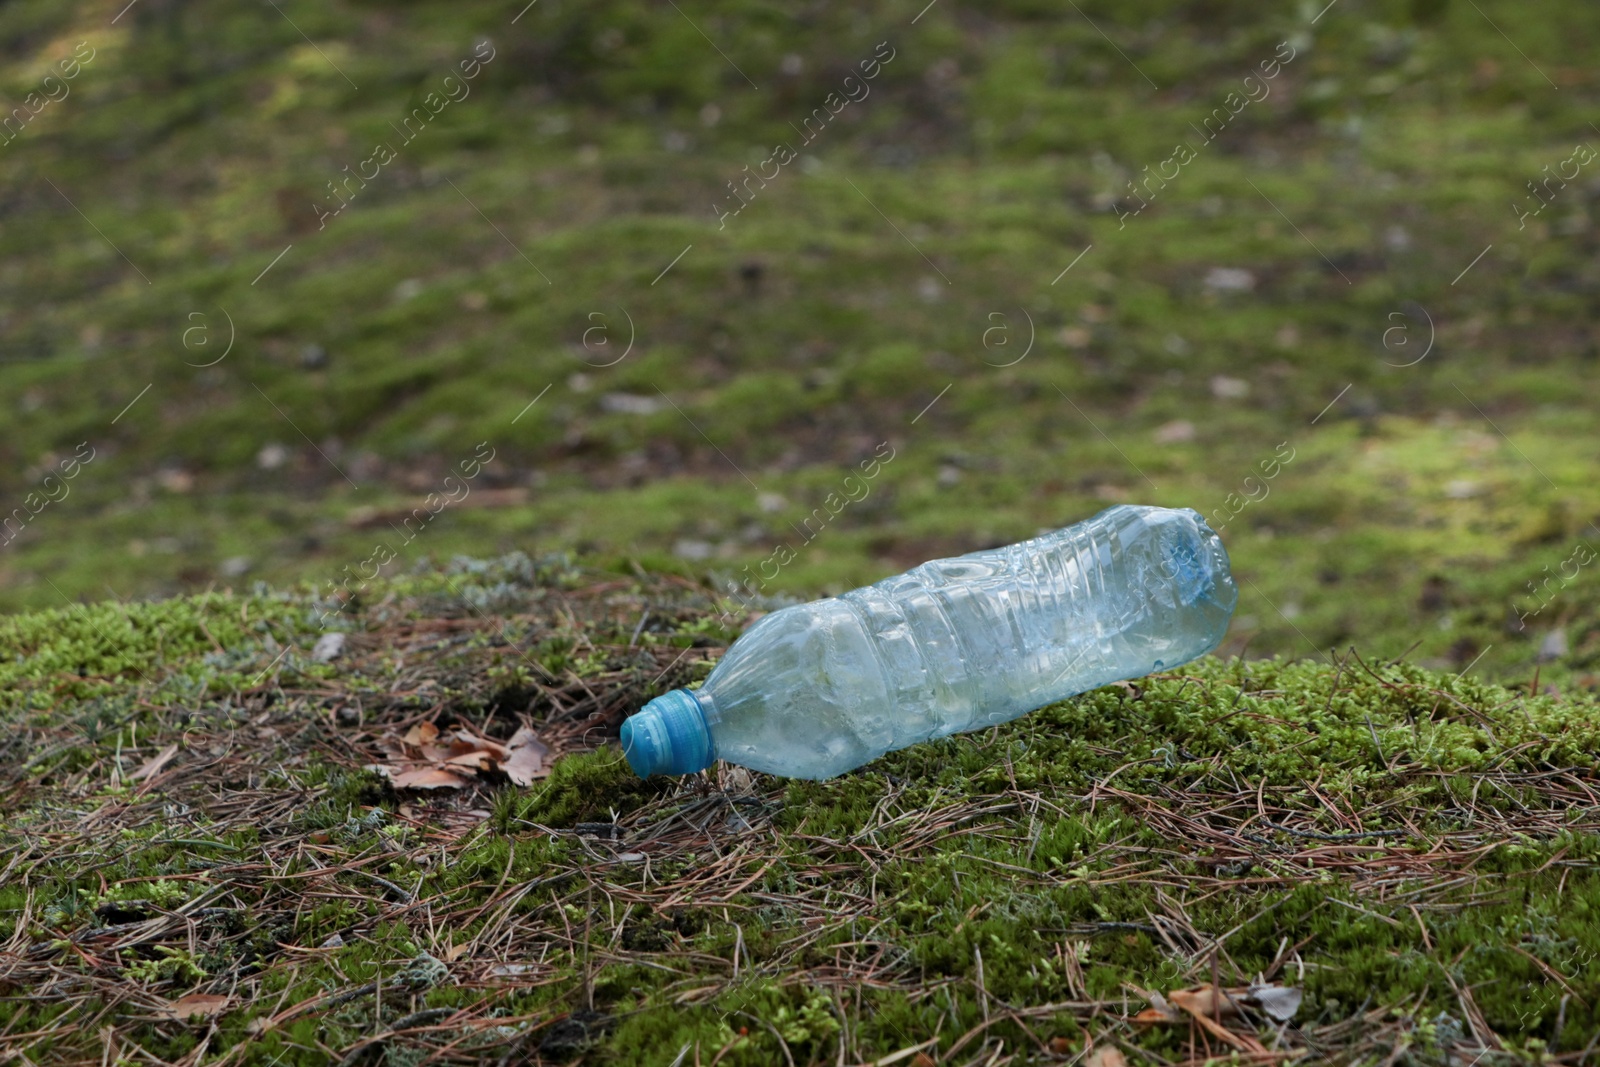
[{"left": 2, "top": 0, "right": 1598, "bottom": 686}]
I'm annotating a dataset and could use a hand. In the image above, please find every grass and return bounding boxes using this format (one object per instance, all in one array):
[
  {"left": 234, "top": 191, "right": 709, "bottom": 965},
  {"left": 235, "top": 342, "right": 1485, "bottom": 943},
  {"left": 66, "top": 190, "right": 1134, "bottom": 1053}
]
[
  {"left": 2, "top": 559, "right": 1599, "bottom": 1064},
  {"left": 1, "top": 0, "right": 1599, "bottom": 688}
]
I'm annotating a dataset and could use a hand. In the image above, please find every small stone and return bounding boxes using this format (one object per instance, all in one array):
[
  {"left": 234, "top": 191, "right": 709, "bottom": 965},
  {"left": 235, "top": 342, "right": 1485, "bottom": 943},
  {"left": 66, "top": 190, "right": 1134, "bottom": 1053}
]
[
  {"left": 156, "top": 468, "right": 194, "bottom": 493},
  {"left": 1057, "top": 326, "right": 1091, "bottom": 349},
  {"left": 1204, "top": 267, "right": 1256, "bottom": 292},
  {"left": 1539, "top": 628, "right": 1568, "bottom": 662},
  {"left": 1154, "top": 419, "right": 1196, "bottom": 444},
  {"left": 600, "top": 393, "right": 664, "bottom": 416},
  {"left": 1210, "top": 375, "right": 1251, "bottom": 400},
  {"left": 673, "top": 539, "right": 713, "bottom": 561},
  {"left": 312, "top": 632, "right": 346, "bottom": 663},
  {"left": 257, "top": 443, "right": 291, "bottom": 470}
]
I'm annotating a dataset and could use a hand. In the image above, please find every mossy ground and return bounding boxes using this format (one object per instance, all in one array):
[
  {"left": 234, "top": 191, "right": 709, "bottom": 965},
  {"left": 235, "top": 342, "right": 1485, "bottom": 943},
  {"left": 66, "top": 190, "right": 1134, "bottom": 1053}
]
[
  {"left": 2, "top": 0, "right": 1600, "bottom": 689},
  {"left": 5, "top": 0, "right": 1600, "bottom": 1061},
  {"left": 2, "top": 562, "right": 1599, "bottom": 1065}
]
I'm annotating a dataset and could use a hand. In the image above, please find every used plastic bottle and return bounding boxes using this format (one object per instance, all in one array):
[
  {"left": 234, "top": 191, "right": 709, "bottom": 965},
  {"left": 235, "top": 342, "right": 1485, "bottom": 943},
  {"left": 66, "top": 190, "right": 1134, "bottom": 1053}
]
[{"left": 621, "top": 504, "right": 1237, "bottom": 781}]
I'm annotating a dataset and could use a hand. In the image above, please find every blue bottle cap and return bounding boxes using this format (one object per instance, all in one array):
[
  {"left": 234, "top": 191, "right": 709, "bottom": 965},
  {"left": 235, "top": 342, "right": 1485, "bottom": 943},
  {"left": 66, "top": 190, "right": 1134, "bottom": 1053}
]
[{"left": 620, "top": 689, "right": 714, "bottom": 777}]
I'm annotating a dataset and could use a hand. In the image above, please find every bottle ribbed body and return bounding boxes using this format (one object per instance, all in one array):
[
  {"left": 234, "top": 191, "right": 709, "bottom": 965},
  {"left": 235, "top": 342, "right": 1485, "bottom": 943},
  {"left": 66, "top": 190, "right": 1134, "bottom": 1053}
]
[{"left": 680, "top": 505, "right": 1236, "bottom": 780}]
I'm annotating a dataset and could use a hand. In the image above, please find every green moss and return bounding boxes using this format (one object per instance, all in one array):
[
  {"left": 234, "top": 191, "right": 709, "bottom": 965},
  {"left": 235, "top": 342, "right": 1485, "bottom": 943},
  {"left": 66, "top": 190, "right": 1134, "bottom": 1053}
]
[
  {"left": 4, "top": 599, "right": 1600, "bottom": 1060},
  {"left": 497, "top": 748, "right": 671, "bottom": 830}
]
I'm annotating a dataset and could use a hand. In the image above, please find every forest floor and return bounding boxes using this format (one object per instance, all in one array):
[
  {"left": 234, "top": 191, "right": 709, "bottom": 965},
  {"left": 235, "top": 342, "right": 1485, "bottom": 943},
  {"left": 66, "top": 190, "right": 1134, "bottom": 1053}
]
[{"left": 2, "top": 558, "right": 1597, "bottom": 1065}]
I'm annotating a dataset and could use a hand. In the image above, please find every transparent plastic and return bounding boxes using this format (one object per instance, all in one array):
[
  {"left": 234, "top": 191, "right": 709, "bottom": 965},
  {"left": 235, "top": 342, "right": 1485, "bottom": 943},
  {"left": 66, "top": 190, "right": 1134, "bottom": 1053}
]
[{"left": 621, "top": 504, "right": 1237, "bottom": 780}]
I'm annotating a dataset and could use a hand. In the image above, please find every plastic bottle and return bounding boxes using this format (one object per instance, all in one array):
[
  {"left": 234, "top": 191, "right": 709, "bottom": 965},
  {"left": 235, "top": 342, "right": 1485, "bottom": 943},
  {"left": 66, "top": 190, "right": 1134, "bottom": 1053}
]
[{"left": 621, "top": 504, "right": 1236, "bottom": 780}]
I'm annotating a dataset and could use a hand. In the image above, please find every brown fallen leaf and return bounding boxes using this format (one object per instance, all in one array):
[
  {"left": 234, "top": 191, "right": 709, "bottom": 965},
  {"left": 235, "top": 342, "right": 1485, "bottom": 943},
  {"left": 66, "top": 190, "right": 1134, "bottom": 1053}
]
[
  {"left": 502, "top": 727, "right": 550, "bottom": 786},
  {"left": 457, "top": 730, "right": 509, "bottom": 762},
  {"left": 446, "top": 751, "right": 497, "bottom": 773},
  {"left": 1085, "top": 1045, "right": 1127, "bottom": 1067},
  {"left": 1130, "top": 985, "right": 1272, "bottom": 1054},
  {"left": 403, "top": 721, "right": 440, "bottom": 748},
  {"left": 1163, "top": 987, "right": 1262, "bottom": 1054},
  {"left": 1128, "top": 985, "right": 1179, "bottom": 1026},
  {"left": 378, "top": 720, "right": 549, "bottom": 790},
  {"left": 1047, "top": 1036, "right": 1074, "bottom": 1054},
  {"left": 1169, "top": 986, "right": 1243, "bottom": 1020},
  {"left": 162, "top": 993, "right": 230, "bottom": 1020},
  {"left": 129, "top": 743, "right": 180, "bottom": 782},
  {"left": 392, "top": 766, "right": 471, "bottom": 790}
]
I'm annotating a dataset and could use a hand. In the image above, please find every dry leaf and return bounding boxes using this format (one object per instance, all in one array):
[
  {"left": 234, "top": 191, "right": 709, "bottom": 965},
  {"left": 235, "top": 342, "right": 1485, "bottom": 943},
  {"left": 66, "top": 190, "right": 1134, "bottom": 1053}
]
[
  {"left": 311, "top": 632, "right": 345, "bottom": 663},
  {"left": 162, "top": 993, "right": 230, "bottom": 1020},
  {"left": 1155, "top": 986, "right": 1260, "bottom": 1053},
  {"left": 403, "top": 721, "right": 440, "bottom": 748},
  {"left": 130, "top": 743, "right": 180, "bottom": 782},
  {"left": 910, "top": 1054, "right": 936, "bottom": 1067},
  {"left": 489, "top": 962, "right": 538, "bottom": 977},
  {"left": 502, "top": 727, "right": 550, "bottom": 786},
  {"left": 460, "top": 730, "right": 509, "bottom": 762},
  {"left": 1169, "top": 986, "right": 1243, "bottom": 1020},
  {"left": 392, "top": 766, "right": 470, "bottom": 790},
  {"left": 376, "top": 738, "right": 409, "bottom": 760},
  {"left": 1135, "top": 982, "right": 1301, "bottom": 1027},
  {"left": 444, "top": 941, "right": 471, "bottom": 962},
  {"left": 719, "top": 765, "right": 754, "bottom": 794},
  {"left": 445, "top": 751, "right": 497, "bottom": 773},
  {"left": 382, "top": 721, "right": 547, "bottom": 790},
  {"left": 1129, "top": 985, "right": 1179, "bottom": 1026},
  {"left": 1247, "top": 981, "right": 1303, "bottom": 1022},
  {"left": 1085, "top": 1046, "right": 1127, "bottom": 1067},
  {"left": 1047, "top": 1036, "right": 1074, "bottom": 1054}
]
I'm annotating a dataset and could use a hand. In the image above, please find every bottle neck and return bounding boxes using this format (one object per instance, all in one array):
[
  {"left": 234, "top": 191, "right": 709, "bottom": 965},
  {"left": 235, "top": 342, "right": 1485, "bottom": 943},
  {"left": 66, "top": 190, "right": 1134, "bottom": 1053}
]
[{"left": 620, "top": 688, "right": 715, "bottom": 777}]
